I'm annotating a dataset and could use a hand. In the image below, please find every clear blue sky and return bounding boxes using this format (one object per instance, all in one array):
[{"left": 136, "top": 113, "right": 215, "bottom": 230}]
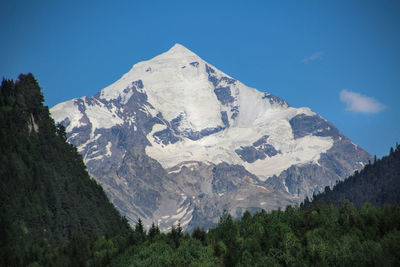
[{"left": 1, "top": 0, "right": 399, "bottom": 157}]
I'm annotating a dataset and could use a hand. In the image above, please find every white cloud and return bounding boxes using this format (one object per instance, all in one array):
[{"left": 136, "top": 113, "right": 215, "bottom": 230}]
[
  {"left": 302, "top": 51, "right": 324, "bottom": 63},
  {"left": 340, "top": 89, "right": 386, "bottom": 114}
]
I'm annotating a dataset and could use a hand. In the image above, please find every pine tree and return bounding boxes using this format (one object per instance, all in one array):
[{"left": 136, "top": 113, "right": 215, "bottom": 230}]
[{"left": 148, "top": 222, "right": 160, "bottom": 241}]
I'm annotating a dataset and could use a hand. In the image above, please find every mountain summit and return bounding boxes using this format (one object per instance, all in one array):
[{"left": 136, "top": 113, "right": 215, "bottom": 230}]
[
  {"left": 162, "top": 43, "right": 199, "bottom": 57},
  {"left": 51, "top": 44, "right": 371, "bottom": 231}
]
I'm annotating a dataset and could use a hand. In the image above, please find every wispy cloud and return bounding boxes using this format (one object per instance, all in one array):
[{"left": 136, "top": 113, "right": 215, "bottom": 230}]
[
  {"left": 340, "top": 89, "right": 387, "bottom": 114},
  {"left": 301, "top": 51, "right": 324, "bottom": 63}
]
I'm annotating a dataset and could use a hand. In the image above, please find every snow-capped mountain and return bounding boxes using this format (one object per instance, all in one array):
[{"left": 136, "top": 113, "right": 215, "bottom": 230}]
[{"left": 51, "top": 44, "right": 371, "bottom": 231}]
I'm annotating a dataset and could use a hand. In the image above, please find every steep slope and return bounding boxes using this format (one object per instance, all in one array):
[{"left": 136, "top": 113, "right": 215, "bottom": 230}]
[
  {"left": 0, "top": 74, "right": 130, "bottom": 265},
  {"left": 51, "top": 44, "right": 371, "bottom": 230},
  {"left": 309, "top": 144, "right": 400, "bottom": 208}
]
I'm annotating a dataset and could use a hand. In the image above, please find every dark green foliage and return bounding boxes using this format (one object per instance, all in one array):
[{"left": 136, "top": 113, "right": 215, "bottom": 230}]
[
  {"left": 134, "top": 218, "right": 146, "bottom": 243},
  {"left": 309, "top": 143, "right": 400, "bottom": 208},
  {"left": 192, "top": 227, "right": 207, "bottom": 245},
  {"left": 108, "top": 221, "right": 217, "bottom": 267},
  {"left": 148, "top": 222, "right": 160, "bottom": 242},
  {"left": 3, "top": 201, "right": 399, "bottom": 266},
  {"left": 168, "top": 222, "right": 183, "bottom": 248},
  {"left": 109, "top": 202, "right": 400, "bottom": 266},
  {"left": 0, "top": 74, "right": 129, "bottom": 266}
]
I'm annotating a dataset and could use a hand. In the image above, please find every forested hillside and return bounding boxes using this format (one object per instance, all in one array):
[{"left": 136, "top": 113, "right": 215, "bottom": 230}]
[
  {"left": 308, "top": 144, "right": 400, "bottom": 208},
  {"left": 0, "top": 74, "right": 129, "bottom": 266}
]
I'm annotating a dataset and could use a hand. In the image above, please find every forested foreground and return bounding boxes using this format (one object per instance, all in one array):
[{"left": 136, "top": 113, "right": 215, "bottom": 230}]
[
  {"left": 1, "top": 74, "right": 400, "bottom": 266},
  {"left": 14, "top": 202, "right": 400, "bottom": 266}
]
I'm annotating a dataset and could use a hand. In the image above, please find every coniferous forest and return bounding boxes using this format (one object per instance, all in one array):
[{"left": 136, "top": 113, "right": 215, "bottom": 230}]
[
  {"left": 0, "top": 74, "right": 129, "bottom": 266},
  {"left": 1, "top": 74, "right": 400, "bottom": 266}
]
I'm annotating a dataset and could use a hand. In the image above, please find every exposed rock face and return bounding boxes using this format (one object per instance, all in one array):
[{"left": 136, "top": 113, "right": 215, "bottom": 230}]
[
  {"left": 51, "top": 44, "right": 371, "bottom": 231},
  {"left": 235, "top": 135, "right": 280, "bottom": 163}
]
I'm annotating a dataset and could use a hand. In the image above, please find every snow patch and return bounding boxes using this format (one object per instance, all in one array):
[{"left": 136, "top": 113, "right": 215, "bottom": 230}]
[
  {"left": 283, "top": 180, "right": 289, "bottom": 193},
  {"left": 167, "top": 162, "right": 201, "bottom": 174},
  {"left": 179, "top": 211, "right": 193, "bottom": 227},
  {"left": 105, "top": 142, "right": 112, "bottom": 157},
  {"left": 85, "top": 154, "right": 104, "bottom": 163},
  {"left": 51, "top": 99, "right": 85, "bottom": 132},
  {"left": 85, "top": 102, "right": 123, "bottom": 138},
  {"left": 170, "top": 205, "right": 189, "bottom": 221}
]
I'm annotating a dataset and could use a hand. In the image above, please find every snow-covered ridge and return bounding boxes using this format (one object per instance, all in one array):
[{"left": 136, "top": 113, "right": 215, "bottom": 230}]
[
  {"left": 51, "top": 96, "right": 124, "bottom": 137},
  {"left": 51, "top": 98, "right": 85, "bottom": 132}
]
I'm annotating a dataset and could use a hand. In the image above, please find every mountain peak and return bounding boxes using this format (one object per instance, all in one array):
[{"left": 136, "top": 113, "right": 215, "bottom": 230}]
[
  {"left": 170, "top": 43, "right": 189, "bottom": 51},
  {"left": 169, "top": 43, "right": 193, "bottom": 53},
  {"left": 50, "top": 44, "right": 372, "bottom": 232},
  {"left": 159, "top": 43, "right": 199, "bottom": 59}
]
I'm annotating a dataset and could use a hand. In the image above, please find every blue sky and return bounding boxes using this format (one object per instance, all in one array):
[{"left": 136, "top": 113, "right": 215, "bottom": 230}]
[{"left": 1, "top": 0, "right": 399, "bottom": 157}]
